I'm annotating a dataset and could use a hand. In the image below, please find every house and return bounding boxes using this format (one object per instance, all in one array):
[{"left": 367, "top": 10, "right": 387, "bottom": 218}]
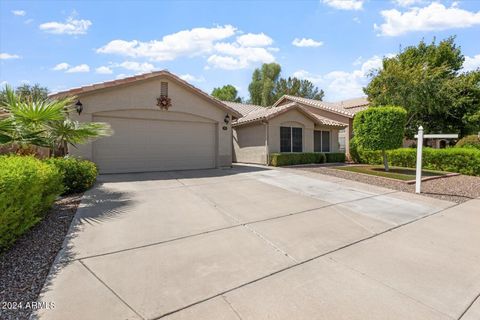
[
  {"left": 49, "top": 70, "right": 241, "bottom": 174},
  {"left": 50, "top": 70, "right": 368, "bottom": 173},
  {"left": 225, "top": 95, "right": 368, "bottom": 165}
]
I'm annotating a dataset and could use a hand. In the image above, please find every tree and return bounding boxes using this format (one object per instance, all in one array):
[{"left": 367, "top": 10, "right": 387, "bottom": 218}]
[
  {"left": 248, "top": 63, "right": 282, "bottom": 106},
  {"left": 248, "top": 63, "right": 324, "bottom": 106},
  {"left": 274, "top": 77, "right": 324, "bottom": 101},
  {"left": 353, "top": 106, "right": 407, "bottom": 171},
  {"left": 211, "top": 85, "right": 242, "bottom": 102},
  {"left": 364, "top": 37, "right": 480, "bottom": 137},
  {"left": 0, "top": 85, "right": 112, "bottom": 156},
  {"left": 0, "top": 83, "right": 49, "bottom": 106}
]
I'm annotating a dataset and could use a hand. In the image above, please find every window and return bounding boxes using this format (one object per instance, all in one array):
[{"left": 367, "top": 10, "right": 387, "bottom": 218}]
[
  {"left": 161, "top": 82, "right": 168, "bottom": 97},
  {"left": 314, "top": 130, "right": 330, "bottom": 152},
  {"left": 280, "top": 126, "right": 303, "bottom": 152},
  {"left": 338, "top": 129, "right": 346, "bottom": 152}
]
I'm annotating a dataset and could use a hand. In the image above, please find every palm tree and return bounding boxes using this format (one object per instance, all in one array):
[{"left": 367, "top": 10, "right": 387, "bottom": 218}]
[{"left": 0, "top": 85, "right": 112, "bottom": 156}]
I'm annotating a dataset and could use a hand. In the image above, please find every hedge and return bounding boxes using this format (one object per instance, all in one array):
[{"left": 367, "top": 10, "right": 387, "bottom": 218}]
[
  {"left": 325, "top": 152, "right": 346, "bottom": 163},
  {"left": 269, "top": 152, "right": 326, "bottom": 167},
  {"left": 0, "top": 156, "right": 64, "bottom": 250},
  {"left": 354, "top": 147, "right": 480, "bottom": 176},
  {"left": 46, "top": 157, "right": 98, "bottom": 195}
]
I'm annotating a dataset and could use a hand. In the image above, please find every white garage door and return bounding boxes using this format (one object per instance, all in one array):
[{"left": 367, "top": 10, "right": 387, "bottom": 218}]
[{"left": 93, "top": 116, "right": 216, "bottom": 173}]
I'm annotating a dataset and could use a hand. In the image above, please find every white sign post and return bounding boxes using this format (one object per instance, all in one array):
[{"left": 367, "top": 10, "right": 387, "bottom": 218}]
[
  {"left": 414, "top": 128, "right": 458, "bottom": 194},
  {"left": 415, "top": 126, "right": 424, "bottom": 194}
]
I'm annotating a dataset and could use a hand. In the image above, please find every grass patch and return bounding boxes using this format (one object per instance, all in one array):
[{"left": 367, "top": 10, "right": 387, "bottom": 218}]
[{"left": 334, "top": 165, "right": 448, "bottom": 181}]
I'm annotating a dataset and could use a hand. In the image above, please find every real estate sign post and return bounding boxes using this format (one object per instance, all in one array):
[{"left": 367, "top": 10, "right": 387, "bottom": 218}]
[
  {"left": 415, "top": 126, "right": 424, "bottom": 194},
  {"left": 414, "top": 129, "right": 459, "bottom": 194}
]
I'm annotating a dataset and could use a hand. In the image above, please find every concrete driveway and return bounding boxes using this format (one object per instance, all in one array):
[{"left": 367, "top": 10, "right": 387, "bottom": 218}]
[{"left": 34, "top": 165, "right": 480, "bottom": 320}]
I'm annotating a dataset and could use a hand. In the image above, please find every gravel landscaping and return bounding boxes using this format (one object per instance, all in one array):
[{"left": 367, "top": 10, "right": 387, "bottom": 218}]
[
  {"left": 0, "top": 194, "right": 82, "bottom": 320},
  {"left": 292, "top": 165, "right": 480, "bottom": 203}
]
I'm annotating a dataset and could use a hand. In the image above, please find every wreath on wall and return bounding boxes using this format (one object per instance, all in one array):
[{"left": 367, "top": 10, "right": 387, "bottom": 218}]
[{"left": 156, "top": 95, "right": 172, "bottom": 110}]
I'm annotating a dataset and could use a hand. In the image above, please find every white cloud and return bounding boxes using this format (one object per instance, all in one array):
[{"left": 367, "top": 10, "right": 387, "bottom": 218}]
[
  {"left": 236, "top": 33, "right": 273, "bottom": 47},
  {"left": 292, "top": 38, "right": 323, "bottom": 47},
  {"left": 12, "top": 10, "right": 26, "bottom": 16},
  {"left": 95, "top": 66, "right": 113, "bottom": 74},
  {"left": 0, "top": 53, "right": 21, "bottom": 60},
  {"left": 0, "top": 81, "right": 8, "bottom": 87},
  {"left": 207, "top": 42, "right": 276, "bottom": 70},
  {"left": 180, "top": 74, "right": 205, "bottom": 83},
  {"left": 323, "top": 0, "right": 363, "bottom": 11},
  {"left": 97, "top": 25, "right": 237, "bottom": 61},
  {"left": 463, "top": 54, "right": 480, "bottom": 72},
  {"left": 116, "top": 74, "right": 129, "bottom": 79},
  {"left": 39, "top": 16, "right": 92, "bottom": 35},
  {"left": 293, "top": 55, "right": 389, "bottom": 100},
  {"left": 375, "top": 2, "right": 480, "bottom": 36},
  {"left": 52, "top": 62, "right": 70, "bottom": 71},
  {"left": 98, "top": 26, "right": 277, "bottom": 70},
  {"left": 65, "top": 64, "right": 90, "bottom": 73},
  {"left": 117, "top": 61, "right": 155, "bottom": 72}
]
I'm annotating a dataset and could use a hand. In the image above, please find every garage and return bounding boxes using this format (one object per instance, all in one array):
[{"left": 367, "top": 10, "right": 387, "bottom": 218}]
[
  {"left": 93, "top": 116, "right": 217, "bottom": 173},
  {"left": 49, "top": 70, "right": 241, "bottom": 174}
]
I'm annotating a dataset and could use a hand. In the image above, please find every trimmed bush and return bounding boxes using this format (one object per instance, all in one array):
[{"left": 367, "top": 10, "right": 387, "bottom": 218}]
[
  {"left": 456, "top": 135, "right": 480, "bottom": 150},
  {"left": 325, "top": 153, "right": 346, "bottom": 163},
  {"left": 46, "top": 157, "right": 98, "bottom": 195},
  {"left": 269, "top": 152, "right": 326, "bottom": 167},
  {"left": 0, "top": 155, "right": 63, "bottom": 250},
  {"left": 353, "top": 147, "right": 480, "bottom": 176},
  {"left": 349, "top": 136, "right": 361, "bottom": 163}
]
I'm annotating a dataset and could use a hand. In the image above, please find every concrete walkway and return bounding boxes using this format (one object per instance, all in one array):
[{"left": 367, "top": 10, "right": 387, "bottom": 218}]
[{"left": 34, "top": 165, "right": 480, "bottom": 320}]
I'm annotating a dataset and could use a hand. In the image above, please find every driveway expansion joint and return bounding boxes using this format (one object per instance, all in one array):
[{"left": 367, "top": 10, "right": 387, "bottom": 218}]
[
  {"left": 221, "top": 295, "right": 243, "bottom": 320},
  {"left": 458, "top": 292, "right": 480, "bottom": 320},
  {"left": 78, "top": 260, "right": 145, "bottom": 320}
]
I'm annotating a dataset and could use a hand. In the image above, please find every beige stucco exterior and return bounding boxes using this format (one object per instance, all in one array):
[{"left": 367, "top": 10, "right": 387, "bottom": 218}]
[
  {"left": 67, "top": 75, "right": 237, "bottom": 173},
  {"left": 233, "top": 108, "right": 342, "bottom": 165}
]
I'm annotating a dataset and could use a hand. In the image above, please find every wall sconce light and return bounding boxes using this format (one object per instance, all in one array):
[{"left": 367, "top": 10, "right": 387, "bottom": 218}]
[
  {"left": 224, "top": 114, "right": 230, "bottom": 125},
  {"left": 75, "top": 100, "right": 83, "bottom": 115}
]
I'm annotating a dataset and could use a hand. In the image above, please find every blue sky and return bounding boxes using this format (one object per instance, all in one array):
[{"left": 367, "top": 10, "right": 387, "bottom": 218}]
[{"left": 1, "top": 0, "right": 480, "bottom": 101}]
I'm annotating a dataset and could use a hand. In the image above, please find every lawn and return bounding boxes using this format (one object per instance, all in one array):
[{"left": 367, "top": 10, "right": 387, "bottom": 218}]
[{"left": 334, "top": 165, "right": 448, "bottom": 181}]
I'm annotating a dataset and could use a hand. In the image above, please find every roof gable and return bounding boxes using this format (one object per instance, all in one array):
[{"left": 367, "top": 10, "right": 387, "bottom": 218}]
[
  {"left": 49, "top": 70, "right": 242, "bottom": 118},
  {"left": 273, "top": 95, "right": 368, "bottom": 118},
  {"left": 233, "top": 102, "right": 346, "bottom": 128}
]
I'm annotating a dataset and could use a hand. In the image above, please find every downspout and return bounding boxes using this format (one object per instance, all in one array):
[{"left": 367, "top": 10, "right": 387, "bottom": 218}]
[{"left": 264, "top": 120, "right": 269, "bottom": 166}]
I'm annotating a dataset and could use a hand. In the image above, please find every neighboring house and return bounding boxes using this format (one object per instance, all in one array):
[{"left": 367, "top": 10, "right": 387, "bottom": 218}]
[
  {"left": 225, "top": 95, "right": 368, "bottom": 165},
  {"left": 49, "top": 70, "right": 241, "bottom": 174}
]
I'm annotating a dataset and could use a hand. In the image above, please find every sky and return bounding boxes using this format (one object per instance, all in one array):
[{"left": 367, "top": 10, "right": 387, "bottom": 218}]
[{"left": 1, "top": 0, "right": 480, "bottom": 102}]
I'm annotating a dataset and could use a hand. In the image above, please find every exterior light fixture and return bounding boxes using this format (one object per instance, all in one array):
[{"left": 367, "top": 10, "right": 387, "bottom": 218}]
[
  {"left": 75, "top": 100, "right": 83, "bottom": 115},
  {"left": 224, "top": 114, "right": 230, "bottom": 125}
]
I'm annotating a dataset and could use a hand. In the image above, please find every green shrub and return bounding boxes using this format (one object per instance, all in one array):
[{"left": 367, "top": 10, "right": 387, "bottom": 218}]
[
  {"left": 353, "top": 147, "right": 480, "bottom": 176},
  {"left": 456, "top": 135, "right": 480, "bottom": 150},
  {"left": 46, "top": 157, "right": 98, "bottom": 194},
  {"left": 269, "top": 152, "right": 326, "bottom": 167},
  {"left": 353, "top": 106, "right": 407, "bottom": 170},
  {"left": 325, "top": 152, "right": 346, "bottom": 163},
  {"left": 349, "top": 136, "right": 361, "bottom": 163},
  {"left": 0, "top": 155, "right": 63, "bottom": 250}
]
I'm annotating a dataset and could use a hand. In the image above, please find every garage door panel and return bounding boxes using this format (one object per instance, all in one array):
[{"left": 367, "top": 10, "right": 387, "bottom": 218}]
[{"left": 93, "top": 116, "right": 216, "bottom": 173}]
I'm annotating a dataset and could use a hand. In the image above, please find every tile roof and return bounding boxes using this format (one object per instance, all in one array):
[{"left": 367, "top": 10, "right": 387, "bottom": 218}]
[
  {"left": 48, "top": 70, "right": 242, "bottom": 118},
  {"left": 222, "top": 101, "right": 263, "bottom": 116},
  {"left": 274, "top": 95, "right": 369, "bottom": 118},
  {"left": 232, "top": 102, "right": 346, "bottom": 127}
]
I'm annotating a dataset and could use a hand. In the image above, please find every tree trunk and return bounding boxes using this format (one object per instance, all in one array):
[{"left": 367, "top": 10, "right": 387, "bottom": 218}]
[{"left": 382, "top": 150, "right": 389, "bottom": 172}]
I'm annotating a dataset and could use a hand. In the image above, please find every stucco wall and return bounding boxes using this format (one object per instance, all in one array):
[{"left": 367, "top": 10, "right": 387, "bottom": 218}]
[
  {"left": 68, "top": 76, "right": 234, "bottom": 167},
  {"left": 232, "top": 123, "right": 267, "bottom": 164},
  {"left": 268, "top": 109, "right": 315, "bottom": 153}
]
